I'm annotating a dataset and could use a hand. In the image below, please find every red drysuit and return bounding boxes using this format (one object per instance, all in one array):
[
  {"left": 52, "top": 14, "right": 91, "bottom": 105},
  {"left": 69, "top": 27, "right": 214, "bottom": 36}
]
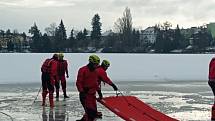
[
  {"left": 41, "top": 58, "right": 58, "bottom": 107},
  {"left": 76, "top": 64, "right": 99, "bottom": 121}
]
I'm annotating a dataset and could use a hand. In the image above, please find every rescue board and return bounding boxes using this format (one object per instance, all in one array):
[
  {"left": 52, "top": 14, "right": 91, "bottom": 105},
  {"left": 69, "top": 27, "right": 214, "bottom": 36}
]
[{"left": 97, "top": 96, "right": 178, "bottom": 121}]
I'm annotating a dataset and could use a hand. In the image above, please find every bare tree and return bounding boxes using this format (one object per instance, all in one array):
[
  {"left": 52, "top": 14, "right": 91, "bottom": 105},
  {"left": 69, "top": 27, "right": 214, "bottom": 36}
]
[
  {"left": 44, "top": 23, "right": 57, "bottom": 36},
  {"left": 114, "top": 7, "right": 132, "bottom": 34},
  {"left": 162, "top": 21, "right": 172, "bottom": 31},
  {"left": 114, "top": 7, "right": 133, "bottom": 51}
]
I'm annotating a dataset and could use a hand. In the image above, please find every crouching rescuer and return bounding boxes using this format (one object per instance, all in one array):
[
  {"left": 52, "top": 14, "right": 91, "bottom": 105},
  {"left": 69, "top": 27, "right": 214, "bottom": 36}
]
[
  {"left": 41, "top": 54, "right": 58, "bottom": 107},
  {"left": 76, "top": 55, "right": 118, "bottom": 121}
]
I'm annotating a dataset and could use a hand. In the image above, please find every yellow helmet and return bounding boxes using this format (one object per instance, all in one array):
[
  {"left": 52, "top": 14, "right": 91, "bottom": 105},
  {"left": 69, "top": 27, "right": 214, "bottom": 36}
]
[
  {"left": 58, "top": 53, "right": 64, "bottom": 60},
  {"left": 89, "top": 54, "right": 100, "bottom": 64},
  {"left": 101, "top": 60, "right": 110, "bottom": 67}
]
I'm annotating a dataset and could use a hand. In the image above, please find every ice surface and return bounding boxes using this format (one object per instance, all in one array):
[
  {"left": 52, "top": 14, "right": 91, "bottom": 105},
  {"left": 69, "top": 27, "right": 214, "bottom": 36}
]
[
  {"left": 0, "top": 81, "right": 213, "bottom": 121},
  {"left": 0, "top": 53, "right": 213, "bottom": 84},
  {"left": 0, "top": 53, "right": 214, "bottom": 120}
]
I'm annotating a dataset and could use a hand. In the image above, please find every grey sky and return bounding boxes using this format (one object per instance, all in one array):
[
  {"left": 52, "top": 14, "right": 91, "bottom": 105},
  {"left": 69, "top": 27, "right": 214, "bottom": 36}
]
[{"left": 0, "top": 0, "right": 215, "bottom": 34}]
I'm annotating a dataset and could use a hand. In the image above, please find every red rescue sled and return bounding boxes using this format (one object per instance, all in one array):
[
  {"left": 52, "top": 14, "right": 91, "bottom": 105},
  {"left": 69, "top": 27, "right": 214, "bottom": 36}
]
[{"left": 98, "top": 96, "right": 178, "bottom": 121}]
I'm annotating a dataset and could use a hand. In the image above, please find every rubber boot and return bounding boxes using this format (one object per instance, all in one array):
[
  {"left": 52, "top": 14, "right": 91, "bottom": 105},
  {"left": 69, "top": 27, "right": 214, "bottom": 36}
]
[
  {"left": 63, "top": 90, "right": 69, "bottom": 98},
  {"left": 49, "top": 93, "right": 54, "bottom": 108},
  {"left": 56, "top": 89, "right": 59, "bottom": 98},
  {"left": 212, "top": 104, "right": 215, "bottom": 121},
  {"left": 42, "top": 91, "right": 47, "bottom": 106}
]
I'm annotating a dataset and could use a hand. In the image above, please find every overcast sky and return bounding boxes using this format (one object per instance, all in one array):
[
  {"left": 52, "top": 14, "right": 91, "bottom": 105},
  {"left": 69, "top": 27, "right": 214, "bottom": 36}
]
[{"left": 0, "top": 0, "right": 215, "bottom": 34}]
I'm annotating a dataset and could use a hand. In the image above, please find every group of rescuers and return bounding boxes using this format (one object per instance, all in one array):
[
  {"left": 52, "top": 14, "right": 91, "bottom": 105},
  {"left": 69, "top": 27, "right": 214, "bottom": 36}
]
[{"left": 41, "top": 53, "right": 118, "bottom": 121}]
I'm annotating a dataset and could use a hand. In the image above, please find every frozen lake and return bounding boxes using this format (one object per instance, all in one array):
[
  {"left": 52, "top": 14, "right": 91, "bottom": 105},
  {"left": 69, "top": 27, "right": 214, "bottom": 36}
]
[
  {"left": 0, "top": 81, "right": 212, "bottom": 121},
  {"left": 0, "top": 53, "right": 214, "bottom": 120},
  {"left": 0, "top": 53, "right": 214, "bottom": 84}
]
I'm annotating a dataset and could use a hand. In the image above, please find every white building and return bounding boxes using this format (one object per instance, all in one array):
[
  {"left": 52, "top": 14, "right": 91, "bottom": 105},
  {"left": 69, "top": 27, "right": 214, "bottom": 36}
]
[{"left": 139, "top": 27, "right": 157, "bottom": 46}]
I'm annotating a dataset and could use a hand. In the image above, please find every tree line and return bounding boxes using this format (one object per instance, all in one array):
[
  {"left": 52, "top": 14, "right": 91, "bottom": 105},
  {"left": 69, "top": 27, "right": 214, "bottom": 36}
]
[
  {"left": 0, "top": 7, "right": 214, "bottom": 53},
  {"left": 153, "top": 22, "right": 213, "bottom": 53},
  {"left": 28, "top": 7, "right": 139, "bottom": 53}
]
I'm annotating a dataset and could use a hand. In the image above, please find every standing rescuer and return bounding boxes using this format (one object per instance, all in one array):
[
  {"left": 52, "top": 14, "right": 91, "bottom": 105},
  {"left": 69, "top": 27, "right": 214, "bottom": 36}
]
[
  {"left": 55, "top": 53, "right": 69, "bottom": 98},
  {"left": 209, "top": 57, "right": 215, "bottom": 120},
  {"left": 209, "top": 57, "right": 215, "bottom": 101},
  {"left": 76, "top": 55, "right": 100, "bottom": 121},
  {"left": 41, "top": 53, "right": 58, "bottom": 107}
]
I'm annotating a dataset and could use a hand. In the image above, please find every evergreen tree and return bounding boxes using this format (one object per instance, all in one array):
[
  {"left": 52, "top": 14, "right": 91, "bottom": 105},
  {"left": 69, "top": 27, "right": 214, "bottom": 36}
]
[
  {"left": 83, "top": 28, "right": 88, "bottom": 40},
  {"left": 13, "top": 29, "right": 19, "bottom": 36},
  {"left": 22, "top": 37, "right": 30, "bottom": 52},
  {"left": 54, "top": 19, "right": 67, "bottom": 51},
  {"left": 76, "top": 31, "right": 84, "bottom": 41},
  {"left": 21, "top": 32, "right": 27, "bottom": 40},
  {"left": 172, "top": 25, "right": 181, "bottom": 49},
  {"left": 29, "top": 23, "right": 42, "bottom": 52},
  {"left": 0, "top": 30, "right": 4, "bottom": 36},
  {"left": 68, "top": 29, "right": 76, "bottom": 50},
  {"left": 75, "top": 29, "right": 89, "bottom": 50},
  {"left": 5, "top": 29, "right": 11, "bottom": 38},
  {"left": 132, "top": 29, "right": 140, "bottom": 49},
  {"left": 102, "top": 32, "right": 120, "bottom": 53},
  {"left": 69, "top": 29, "right": 74, "bottom": 40},
  {"left": 163, "top": 30, "right": 173, "bottom": 52},
  {"left": 82, "top": 29, "right": 89, "bottom": 48},
  {"left": 174, "top": 25, "right": 187, "bottom": 49},
  {"left": 0, "top": 42, "right": 2, "bottom": 50},
  {"left": 0, "top": 30, "right": 5, "bottom": 41},
  {"left": 192, "top": 27, "right": 213, "bottom": 49},
  {"left": 91, "top": 14, "right": 102, "bottom": 48},
  {"left": 154, "top": 22, "right": 176, "bottom": 53},
  {"left": 7, "top": 40, "right": 14, "bottom": 52},
  {"left": 41, "top": 33, "right": 52, "bottom": 52},
  {"left": 154, "top": 28, "right": 164, "bottom": 52},
  {"left": 0, "top": 30, "right": 5, "bottom": 51}
]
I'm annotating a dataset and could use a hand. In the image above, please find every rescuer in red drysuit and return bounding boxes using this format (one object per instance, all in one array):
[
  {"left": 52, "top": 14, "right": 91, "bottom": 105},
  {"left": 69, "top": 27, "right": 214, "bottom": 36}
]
[
  {"left": 76, "top": 54, "right": 100, "bottom": 121},
  {"left": 41, "top": 53, "right": 58, "bottom": 107},
  {"left": 76, "top": 55, "right": 118, "bottom": 121},
  {"left": 55, "top": 53, "right": 69, "bottom": 98},
  {"left": 96, "top": 59, "right": 118, "bottom": 98},
  {"left": 209, "top": 57, "right": 215, "bottom": 99},
  {"left": 209, "top": 57, "right": 215, "bottom": 120},
  {"left": 96, "top": 60, "right": 118, "bottom": 118}
]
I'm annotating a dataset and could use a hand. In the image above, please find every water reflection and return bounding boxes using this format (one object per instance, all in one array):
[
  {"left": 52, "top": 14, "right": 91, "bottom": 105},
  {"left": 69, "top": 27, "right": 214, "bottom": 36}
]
[{"left": 42, "top": 102, "right": 68, "bottom": 121}]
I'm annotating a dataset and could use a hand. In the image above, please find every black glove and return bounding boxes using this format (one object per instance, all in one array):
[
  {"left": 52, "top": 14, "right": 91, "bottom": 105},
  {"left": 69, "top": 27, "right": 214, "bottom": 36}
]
[
  {"left": 111, "top": 83, "right": 118, "bottom": 91},
  {"left": 97, "top": 90, "right": 103, "bottom": 99}
]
